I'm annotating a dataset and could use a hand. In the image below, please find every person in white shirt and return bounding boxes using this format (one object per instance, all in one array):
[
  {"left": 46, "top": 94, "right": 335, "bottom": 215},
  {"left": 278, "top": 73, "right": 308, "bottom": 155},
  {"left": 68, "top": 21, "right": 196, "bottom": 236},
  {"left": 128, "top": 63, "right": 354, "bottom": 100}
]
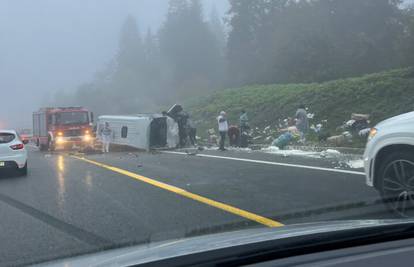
[
  {"left": 217, "top": 111, "right": 229, "bottom": 151},
  {"left": 100, "top": 122, "right": 112, "bottom": 153},
  {"left": 162, "top": 111, "right": 180, "bottom": 148}
]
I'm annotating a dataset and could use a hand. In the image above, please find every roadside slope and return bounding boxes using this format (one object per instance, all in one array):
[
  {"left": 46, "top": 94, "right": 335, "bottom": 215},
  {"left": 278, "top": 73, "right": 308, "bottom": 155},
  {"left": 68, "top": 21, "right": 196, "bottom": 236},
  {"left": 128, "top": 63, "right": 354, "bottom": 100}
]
[{"left": 187, "top": 67, "right": 414, "bottom": 134}]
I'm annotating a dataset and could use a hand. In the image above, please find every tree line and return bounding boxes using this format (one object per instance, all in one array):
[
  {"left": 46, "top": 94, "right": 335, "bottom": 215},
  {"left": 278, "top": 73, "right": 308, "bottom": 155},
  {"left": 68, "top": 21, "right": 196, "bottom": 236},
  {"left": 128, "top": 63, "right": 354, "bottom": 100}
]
[{"left": 55, "top": 0, "right": 414, "bottom": 115}]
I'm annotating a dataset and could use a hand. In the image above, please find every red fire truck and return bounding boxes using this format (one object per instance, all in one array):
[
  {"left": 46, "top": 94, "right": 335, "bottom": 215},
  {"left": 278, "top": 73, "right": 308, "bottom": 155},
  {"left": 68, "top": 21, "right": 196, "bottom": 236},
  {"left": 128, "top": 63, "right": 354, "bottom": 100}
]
[{"left": 33, "top": 107, "right": 94, "bottom": 151}]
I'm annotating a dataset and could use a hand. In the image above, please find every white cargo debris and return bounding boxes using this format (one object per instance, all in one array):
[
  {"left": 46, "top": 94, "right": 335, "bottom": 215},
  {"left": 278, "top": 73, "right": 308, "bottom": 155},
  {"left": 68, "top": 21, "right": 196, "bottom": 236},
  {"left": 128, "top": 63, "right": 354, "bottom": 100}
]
[
  {"left": 325, "top": 149, "right": 341, "bottom": 155},
  {"left": 358, "top": 128, "right": 371, "bottom": 137},
  {"left": 346, "top": 159, "right": 364, "bottom": 169},
  {"left": 262, "top": 146, "right": 319, "bottom": 157},
  {"left": 346, "top": 119, "right": 356, "bottom": 127}
]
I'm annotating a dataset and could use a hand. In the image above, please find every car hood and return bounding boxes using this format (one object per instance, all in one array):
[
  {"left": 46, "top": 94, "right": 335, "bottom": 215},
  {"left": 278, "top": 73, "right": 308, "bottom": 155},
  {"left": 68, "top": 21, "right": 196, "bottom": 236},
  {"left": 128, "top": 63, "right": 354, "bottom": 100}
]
[
  {"left": 376, "top": 111, "right": 414, "bottom": 129},
  {"left": 40, "top": 219, "right": 414, "bottom": 267}
]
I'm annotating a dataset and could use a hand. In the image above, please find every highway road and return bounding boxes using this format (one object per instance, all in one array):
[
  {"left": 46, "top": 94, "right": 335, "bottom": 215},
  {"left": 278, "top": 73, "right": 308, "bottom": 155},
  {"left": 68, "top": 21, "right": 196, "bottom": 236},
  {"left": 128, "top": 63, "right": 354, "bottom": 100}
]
[{"left": 0, "top": 146, "right": 394, "bottom": 266}]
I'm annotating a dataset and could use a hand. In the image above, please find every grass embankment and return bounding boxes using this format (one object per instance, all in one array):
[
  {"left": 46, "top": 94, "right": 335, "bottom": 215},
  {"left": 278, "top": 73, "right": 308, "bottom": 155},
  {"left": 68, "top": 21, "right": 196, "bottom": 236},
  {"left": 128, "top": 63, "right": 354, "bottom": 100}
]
[{"left": 187, "top": 67, "right": 414, "bottom": 144}]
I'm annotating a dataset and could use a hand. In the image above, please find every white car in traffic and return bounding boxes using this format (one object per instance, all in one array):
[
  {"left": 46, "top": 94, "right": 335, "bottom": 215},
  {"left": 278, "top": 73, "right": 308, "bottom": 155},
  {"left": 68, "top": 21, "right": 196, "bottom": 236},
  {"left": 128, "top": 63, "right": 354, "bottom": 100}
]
[
  {"left": 0, "top": 130, "right": 28, "bottom": 176},
  {"left": 364, "top": 111, "right": 414, "bottom": 217}
]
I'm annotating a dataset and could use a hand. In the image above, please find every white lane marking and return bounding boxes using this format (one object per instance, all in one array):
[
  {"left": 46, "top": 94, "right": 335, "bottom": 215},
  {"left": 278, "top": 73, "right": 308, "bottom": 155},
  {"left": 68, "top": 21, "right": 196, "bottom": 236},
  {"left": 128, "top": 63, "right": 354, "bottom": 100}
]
[{"left": 162, "top": 151, "right": 365, "bottom": 176}]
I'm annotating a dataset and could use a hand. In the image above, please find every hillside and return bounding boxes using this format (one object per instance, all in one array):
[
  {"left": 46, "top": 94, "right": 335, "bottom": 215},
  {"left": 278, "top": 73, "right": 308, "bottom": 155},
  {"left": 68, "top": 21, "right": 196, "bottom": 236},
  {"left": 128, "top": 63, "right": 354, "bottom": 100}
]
[{"left": 187, "top": 67, "right": 414, "bottom": 140}]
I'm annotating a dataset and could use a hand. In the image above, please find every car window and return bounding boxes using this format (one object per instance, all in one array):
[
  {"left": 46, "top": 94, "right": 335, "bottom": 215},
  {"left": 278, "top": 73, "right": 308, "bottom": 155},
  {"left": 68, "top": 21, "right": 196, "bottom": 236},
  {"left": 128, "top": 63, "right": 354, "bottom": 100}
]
[{"left": 0, "top": 133, "right": 15, "bottom": 144}]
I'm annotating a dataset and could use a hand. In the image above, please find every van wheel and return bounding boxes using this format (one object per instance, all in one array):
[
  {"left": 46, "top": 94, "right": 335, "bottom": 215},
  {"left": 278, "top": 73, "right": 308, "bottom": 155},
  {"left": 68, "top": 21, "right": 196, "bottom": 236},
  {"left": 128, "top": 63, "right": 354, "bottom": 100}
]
[
  {"left": 18, "top": 162, "right": 28, "bottom": 176},
  {"left": 377, "top": 151, "right": 414, "bottom": 217}
]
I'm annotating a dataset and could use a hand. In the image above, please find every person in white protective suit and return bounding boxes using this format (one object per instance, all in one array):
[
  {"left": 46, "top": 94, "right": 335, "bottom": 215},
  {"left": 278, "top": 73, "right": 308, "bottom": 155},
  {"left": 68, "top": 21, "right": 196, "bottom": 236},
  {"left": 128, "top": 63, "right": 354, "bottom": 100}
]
[
  {"left": 163, "top": 111, "right": 180, "bottom": 149},
  {"left": 100, "top": 122, "right": 112, "bottom": 153}
]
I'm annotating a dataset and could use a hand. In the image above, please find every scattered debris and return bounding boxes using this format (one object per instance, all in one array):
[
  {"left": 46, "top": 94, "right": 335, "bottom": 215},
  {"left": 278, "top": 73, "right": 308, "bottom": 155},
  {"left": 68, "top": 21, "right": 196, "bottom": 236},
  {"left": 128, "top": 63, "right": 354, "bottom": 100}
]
[
  {"left": 324, "top": 149, "right": 341, "bottom": 156},
  {"left": 327, "top": 133, "right": 351, "bottom": 147},
  {"left": 271, "top": 132, "right": 294, "bottom": 149},
  {"left": 262, "top": 146, "right": 320, "bottom": 157},
  {"left": 185, "top": 149, "right": 198, "bottom": 156},
  {"left": 359, "top": 128, "right": 371, "bottom": 137},
  {"left": 346, "top": 159, "right": 364, "bottom": 169}
]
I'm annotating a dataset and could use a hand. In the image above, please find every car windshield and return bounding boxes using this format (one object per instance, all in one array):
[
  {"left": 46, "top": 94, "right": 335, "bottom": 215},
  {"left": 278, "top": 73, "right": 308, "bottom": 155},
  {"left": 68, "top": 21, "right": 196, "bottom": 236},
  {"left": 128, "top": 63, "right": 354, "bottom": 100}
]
[
  {"left": 54, "top": 112, "right": 89, "bottom": 125},
  {"left": 0, "top": 133, "right": 15, "bottom": 144},
  {"left": 1, "top": 0, "right": 414, "bottom": 266}
]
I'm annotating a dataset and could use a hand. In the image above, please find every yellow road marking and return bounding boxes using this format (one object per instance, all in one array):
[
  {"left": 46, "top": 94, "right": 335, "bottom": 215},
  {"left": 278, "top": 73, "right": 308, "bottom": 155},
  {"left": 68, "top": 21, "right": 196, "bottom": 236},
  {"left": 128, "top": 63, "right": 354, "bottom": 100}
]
[{"left": 72, "top": 156, "right": 284, "bottom": 228}]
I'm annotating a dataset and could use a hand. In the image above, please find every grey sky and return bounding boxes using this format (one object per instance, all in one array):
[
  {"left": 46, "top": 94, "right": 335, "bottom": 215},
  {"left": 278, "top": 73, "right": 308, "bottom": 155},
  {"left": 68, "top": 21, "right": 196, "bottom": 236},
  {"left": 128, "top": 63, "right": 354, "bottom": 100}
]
[{"left": 0, "top": 0, "right": 229, "bottom": 128}]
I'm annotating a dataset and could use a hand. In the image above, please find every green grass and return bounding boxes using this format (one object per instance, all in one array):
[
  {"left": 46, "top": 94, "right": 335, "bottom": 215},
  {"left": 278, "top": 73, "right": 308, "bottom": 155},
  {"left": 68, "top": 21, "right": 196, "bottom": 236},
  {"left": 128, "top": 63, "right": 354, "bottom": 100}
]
[{"left": 187, "top": 67, "right": 414, "bottom": 141}]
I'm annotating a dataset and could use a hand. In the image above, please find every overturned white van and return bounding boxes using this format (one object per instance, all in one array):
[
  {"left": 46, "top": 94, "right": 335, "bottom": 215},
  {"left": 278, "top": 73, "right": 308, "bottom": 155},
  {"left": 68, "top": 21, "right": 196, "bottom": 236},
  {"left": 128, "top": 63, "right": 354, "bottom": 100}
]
[{"left": 97, "top": 114, "right": 179, "bottom": 150}]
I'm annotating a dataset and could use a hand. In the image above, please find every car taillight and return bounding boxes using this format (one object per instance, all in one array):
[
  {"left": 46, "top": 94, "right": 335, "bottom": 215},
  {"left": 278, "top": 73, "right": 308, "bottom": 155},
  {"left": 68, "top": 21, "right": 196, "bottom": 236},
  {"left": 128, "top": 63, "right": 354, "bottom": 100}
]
[{"left": 10, "top": 143, "right": 24, "bottom": 150}]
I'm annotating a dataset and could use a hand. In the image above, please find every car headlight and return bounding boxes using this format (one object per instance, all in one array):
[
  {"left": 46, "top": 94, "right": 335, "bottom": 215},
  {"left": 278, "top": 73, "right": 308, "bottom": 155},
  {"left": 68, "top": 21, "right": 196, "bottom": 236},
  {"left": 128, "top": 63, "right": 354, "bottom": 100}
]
[
  {"left": 84, "top": 134, "right": 91, "bottom": 142},
  {"left": 368, "top": 128, "right": 377, "bottom": 141},
  {"left": 56, "top": 137, "right": 65, "bottom": 144}
]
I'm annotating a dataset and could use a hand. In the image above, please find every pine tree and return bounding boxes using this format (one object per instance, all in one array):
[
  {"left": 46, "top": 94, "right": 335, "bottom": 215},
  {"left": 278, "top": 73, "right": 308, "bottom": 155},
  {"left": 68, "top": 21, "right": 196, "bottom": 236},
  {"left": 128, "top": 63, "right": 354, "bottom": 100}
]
[
  {"left": 159, "top": 0, "right": 223, "bottom": 98},
  {"left": 117, "top": 15, "right": 144, "bottom": 73}
]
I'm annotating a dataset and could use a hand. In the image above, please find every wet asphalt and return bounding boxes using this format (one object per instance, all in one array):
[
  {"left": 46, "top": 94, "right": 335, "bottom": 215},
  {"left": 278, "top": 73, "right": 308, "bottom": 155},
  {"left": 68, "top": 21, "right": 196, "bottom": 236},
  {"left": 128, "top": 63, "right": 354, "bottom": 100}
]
[{"left": 0, "top": 146, "right": 393, "bottom": 266}]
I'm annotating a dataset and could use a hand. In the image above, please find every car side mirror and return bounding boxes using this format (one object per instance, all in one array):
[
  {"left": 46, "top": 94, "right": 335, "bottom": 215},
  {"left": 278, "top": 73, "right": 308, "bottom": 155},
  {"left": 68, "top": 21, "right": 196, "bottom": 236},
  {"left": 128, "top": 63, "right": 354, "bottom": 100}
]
[
  {"left": 90, "top": 112, "right": 94, "bottom": 123},
  {"left": 22, "top": 140, "right": 29, "bottom": 145}
]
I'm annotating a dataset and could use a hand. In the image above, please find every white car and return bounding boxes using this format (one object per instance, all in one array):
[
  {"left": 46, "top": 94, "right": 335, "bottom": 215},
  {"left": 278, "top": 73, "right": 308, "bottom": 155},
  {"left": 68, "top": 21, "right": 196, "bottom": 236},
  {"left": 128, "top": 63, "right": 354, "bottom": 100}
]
[
  {"left": 0, "top": 130, "right": 28, "bottom": 176},
  {"left": 364, "top": 111, "right": 414, "bottom": 217}
]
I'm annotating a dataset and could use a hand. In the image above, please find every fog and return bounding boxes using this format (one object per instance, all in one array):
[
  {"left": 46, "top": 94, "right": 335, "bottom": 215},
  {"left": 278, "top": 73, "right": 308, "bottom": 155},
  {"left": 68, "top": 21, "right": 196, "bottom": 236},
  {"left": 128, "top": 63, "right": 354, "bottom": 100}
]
[
  {"left": 0, "top": 0, "right": 229, "bottom": 129},
  {"left": 1, "top": 0, "right": 413, "bottom": 130}
]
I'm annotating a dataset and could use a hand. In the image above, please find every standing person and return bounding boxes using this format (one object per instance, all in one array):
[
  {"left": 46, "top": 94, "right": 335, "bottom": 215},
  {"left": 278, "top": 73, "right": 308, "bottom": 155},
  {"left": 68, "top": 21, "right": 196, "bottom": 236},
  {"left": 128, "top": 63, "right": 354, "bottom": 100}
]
[
  {"left": 239, "top": 110, "right": 249, "bottom": 131},
  {"left": 163, "top": 111, "right": 180, "bottom": 148},
  {"left": 239, "top": 110, "right": 249, "bottom": 147},
  {"left": 187, "top": 118, "right": 197, "bottom": 146},
  {"left": 100, "top": 122, "right": 112, "bottom": 153},
  {"left": 295, "top": 104, "right": 309, "bottom": 142},
  {"left": 217, "top": 111, "right": 228, "bottom": 151},
  {"left": 176, "top": 107, "right": 189, "bottom": 147}
]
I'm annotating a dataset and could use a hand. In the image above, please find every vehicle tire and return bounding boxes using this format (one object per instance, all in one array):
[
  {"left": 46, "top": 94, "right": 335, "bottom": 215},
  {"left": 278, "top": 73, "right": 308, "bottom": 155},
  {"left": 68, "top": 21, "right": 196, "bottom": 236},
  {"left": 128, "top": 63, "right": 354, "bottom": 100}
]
[
  {"left": 18, "top": 162, "right": 28, "bottom": 176},
  {"left": 377, "top": 151, "right": 414, "bottom": 217}
]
